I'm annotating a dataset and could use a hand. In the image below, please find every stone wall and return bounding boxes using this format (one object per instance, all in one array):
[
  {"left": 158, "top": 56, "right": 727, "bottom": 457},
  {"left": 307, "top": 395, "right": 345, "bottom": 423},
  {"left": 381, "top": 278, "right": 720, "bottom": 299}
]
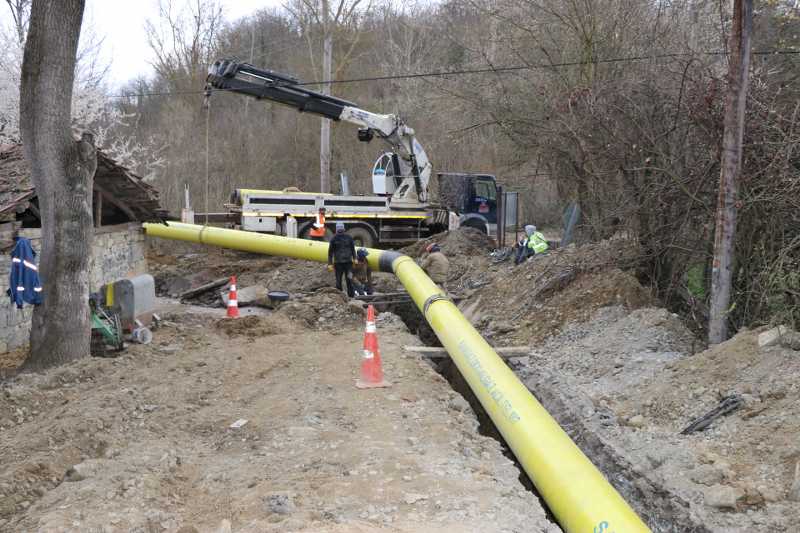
[{"left": 0, "top": 223, "right": 146, "bottom": 353}]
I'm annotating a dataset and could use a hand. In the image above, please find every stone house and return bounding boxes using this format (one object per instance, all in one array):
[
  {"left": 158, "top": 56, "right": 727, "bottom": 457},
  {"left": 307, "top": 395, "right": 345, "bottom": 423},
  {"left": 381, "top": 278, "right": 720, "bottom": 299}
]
[{"left": 0, "top": 144, "right": 161, "bottom": 353}]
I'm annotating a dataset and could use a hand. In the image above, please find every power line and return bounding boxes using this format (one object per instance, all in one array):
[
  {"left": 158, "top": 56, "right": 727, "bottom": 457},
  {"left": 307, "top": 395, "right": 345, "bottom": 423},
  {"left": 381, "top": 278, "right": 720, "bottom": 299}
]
[{"left": 105, "top": 48, "right": 800, "bottom": 98}]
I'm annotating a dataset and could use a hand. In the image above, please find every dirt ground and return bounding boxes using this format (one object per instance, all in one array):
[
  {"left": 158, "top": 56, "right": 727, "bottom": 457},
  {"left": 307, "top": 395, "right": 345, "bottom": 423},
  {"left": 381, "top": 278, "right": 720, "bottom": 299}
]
[
  {"left": 0, "top": 300, "right": 556, "bottom": 532},
  {"left": 456, "top": 236, "right": 800, "bottom": 532},
  {"left": 4, "top": 228, "right": 799, "bottom": 532}
]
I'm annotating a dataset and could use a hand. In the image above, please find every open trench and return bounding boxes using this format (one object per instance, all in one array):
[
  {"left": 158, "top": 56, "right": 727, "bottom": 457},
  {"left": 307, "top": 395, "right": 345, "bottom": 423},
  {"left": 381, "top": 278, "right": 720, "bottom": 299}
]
[
  {"left": 162, "top": 274, "right": 709, "bottom": 532},
  {"left": 383, "top": 301, "right": 557, "bottom": 523},
  {"left": 148, "top": 233, "right": 707, "bottom": 531},
  {"left": 383, "top": 300, "right": 712, "bottom": 533}
]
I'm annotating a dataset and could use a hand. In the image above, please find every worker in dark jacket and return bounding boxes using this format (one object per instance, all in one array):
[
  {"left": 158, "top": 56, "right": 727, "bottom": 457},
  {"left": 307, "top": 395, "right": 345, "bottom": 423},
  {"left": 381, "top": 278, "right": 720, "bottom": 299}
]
[
  {"left": 351, "top": 248, "right": 373, "bottom": 296},
  {"left": 327, "top": 222, "right": 356, "bottom": 297}
]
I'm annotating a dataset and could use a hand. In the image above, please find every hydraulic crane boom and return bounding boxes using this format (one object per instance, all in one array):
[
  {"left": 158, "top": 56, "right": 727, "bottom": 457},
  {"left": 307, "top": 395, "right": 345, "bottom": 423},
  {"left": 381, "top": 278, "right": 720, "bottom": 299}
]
[{"left": 206, "top": 59, "right": 431, "bottom": 203}]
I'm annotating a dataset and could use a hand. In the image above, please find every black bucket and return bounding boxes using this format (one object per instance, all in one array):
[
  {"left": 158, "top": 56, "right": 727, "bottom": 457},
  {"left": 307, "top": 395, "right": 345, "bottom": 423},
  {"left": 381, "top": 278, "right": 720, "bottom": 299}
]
[{"left": 267, "top": 290, "right": 290, "bottom": 304}]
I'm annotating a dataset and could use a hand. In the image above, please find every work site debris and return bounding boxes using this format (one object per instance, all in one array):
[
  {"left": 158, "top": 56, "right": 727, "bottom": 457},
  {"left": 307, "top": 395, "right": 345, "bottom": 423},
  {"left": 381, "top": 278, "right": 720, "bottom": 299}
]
[
  {"left": 680, "top": 394, "right": 744, "bottom": 435},
  {"left": 178, "top": 277, "right": 229, "bottom": 301}
]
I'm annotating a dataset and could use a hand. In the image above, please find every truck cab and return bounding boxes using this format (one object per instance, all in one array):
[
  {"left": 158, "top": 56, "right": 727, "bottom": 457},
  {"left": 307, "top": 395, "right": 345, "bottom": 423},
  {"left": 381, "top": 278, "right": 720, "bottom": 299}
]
[{"left": 437, "top": 173, "right": 499, "bottom": 235}]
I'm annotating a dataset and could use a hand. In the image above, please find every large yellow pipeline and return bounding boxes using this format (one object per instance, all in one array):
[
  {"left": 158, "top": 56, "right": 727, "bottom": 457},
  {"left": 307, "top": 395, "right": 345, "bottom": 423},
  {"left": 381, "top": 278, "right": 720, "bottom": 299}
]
[{"left": 143, "top": 222, "right": 651, "bottom": 533}]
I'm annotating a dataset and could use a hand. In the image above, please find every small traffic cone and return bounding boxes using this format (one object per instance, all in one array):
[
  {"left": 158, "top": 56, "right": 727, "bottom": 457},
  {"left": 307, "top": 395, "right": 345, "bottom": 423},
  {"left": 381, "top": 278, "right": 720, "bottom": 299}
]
[
  {"left": 356, "top": 305, "right": 391, "bottom": 389},
  {"left": 226, "top": 275, "right": 240, "bottom": 319}
]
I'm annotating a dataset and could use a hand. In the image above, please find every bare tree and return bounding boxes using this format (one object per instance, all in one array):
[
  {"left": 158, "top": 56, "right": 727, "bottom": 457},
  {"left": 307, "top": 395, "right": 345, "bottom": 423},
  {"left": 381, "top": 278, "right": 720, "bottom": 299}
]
[
  {"left": 708, "top": 0, "right": 753, "bottom": 344},
  {"left": 285, "top": 0, "right": 370, "bottom": 193},
  {"left": 4, "top": 0, "right": 29, "bottom": 44},
  {"left": 145, "top": 0, "right": 223, "bottom": 86},
  {"left": 19, "top": 0, "right": 97, "bottom": 370}
]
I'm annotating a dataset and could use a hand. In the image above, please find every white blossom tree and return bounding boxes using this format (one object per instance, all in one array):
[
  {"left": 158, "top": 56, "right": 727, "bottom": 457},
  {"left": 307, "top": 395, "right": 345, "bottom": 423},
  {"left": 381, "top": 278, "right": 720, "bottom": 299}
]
[{"left": 1, "top": 1, "right": 164, "bottom": 178}]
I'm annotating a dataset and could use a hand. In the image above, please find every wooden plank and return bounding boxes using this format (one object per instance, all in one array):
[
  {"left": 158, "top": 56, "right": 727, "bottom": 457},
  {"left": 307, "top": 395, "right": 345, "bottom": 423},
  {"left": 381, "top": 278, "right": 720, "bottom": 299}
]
[
  {"left": 403, "top": 345, "right": 531, "bottom": 359},
  {"left": 355, "top": 292, "right": 409, "bottom": 300},
  {"left": 94, "top": 191, "right": 102, "bottom": 227},
  {"left": 94, "top": 182, "right": 138, "bottom": 221},
  {"left": 179, "top": 277, "right": 229, "bottom": 300}
]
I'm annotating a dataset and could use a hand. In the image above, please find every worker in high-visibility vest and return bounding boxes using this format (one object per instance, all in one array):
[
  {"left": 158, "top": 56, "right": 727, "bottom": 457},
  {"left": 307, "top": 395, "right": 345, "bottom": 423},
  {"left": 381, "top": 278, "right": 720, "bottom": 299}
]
[
  {"left": 514, "top": 225, "right": 548, "bottom": 264},
  {"left": 309, "top": 207, "right": 327, "bottom": 240}
]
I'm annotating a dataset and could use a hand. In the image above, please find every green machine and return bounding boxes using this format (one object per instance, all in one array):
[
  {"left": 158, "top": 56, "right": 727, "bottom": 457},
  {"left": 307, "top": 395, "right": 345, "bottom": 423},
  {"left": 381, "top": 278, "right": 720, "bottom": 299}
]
[{"left": 89, "top": 291, "right": 123, "bottom": 356}]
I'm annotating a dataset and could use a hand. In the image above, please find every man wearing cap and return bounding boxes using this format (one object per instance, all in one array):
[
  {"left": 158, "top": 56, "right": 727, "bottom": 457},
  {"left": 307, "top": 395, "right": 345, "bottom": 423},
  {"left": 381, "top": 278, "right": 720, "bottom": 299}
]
[
  {"left": 328, "top": 222, "right": 357, "bottom": 297},
  {"left": 514, "top": 224, "right": 548, "bottom": 264},
  {"left": 351, "top": 248, "right": 373, "bottom": 296},
  {"left": 421, "top": 243, "right": 449, "bottom": 291}
]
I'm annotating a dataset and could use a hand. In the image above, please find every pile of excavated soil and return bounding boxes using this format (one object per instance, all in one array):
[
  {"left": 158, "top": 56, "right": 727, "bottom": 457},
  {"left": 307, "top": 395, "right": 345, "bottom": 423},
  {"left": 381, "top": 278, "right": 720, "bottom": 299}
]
[
  {"left": 402, "top": 227, "right": 495, "bottom": 258},
  {"left": 276, "top": 287, "right": 367, "bottom": 331},
  {"left": 0, "top": 309, "right": 557, "bottom": 532},
  {"left": 507, "top": 303, "right": 800, "bottom": 531},
  {"left": 214, "top": 315, "right": 293, "bottom": 338},
  {"left": 459, "top": 238, "right": 649, "bottom": 344},
  {"left": 448, "top": 236, "right": 800, "bottom": 530},
  {"left": 615, "top": 329, "right": 800, "bottom": 517}
]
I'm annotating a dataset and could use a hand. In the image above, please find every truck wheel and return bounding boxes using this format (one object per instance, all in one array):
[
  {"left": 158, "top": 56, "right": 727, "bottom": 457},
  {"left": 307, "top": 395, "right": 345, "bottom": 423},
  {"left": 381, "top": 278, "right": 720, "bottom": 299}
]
[
  {"left": 346, "top": 226, "right": 375, "bottom": 248},
  {"left": 462, "top": 219, "right": 488, "bottom": 234}
]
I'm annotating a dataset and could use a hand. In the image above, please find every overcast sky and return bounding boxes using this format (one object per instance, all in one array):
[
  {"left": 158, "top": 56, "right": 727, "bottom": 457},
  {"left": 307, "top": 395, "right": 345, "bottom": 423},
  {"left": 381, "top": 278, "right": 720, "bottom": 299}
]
[
  {"left": 88, "top": 0, "right": 284, "bottom": 86},
  {"left": 1, "top": 1, "right": 284, "bottom": 87}
]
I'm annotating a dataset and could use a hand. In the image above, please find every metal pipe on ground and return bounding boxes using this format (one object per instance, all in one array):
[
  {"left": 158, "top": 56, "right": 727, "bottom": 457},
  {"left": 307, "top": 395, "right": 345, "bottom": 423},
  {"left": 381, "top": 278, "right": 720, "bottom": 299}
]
[{"left": 143, "top": 221, "right": 651, "bottom": 533}]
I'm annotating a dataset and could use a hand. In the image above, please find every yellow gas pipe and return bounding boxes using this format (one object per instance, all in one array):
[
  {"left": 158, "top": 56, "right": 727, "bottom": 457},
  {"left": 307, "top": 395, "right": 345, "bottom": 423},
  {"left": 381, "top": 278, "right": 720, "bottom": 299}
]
[{"left": 143, "top": 221, "right": 651, "bottom": 533}]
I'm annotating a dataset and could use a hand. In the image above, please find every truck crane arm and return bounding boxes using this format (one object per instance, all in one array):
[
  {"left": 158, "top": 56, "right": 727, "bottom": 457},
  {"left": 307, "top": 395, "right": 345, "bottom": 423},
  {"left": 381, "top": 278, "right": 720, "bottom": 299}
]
[{"left": 206, "top": 58, "right": 431, "bottom": 203}]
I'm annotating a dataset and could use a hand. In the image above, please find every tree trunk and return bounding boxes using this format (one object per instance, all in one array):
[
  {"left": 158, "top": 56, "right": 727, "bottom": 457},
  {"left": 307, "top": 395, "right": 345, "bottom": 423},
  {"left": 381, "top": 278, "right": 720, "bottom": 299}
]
[
  {"left": 319, "top": 0, "right": 332, "bottom": 194},
  {"left": 708, "top": 0, "right": 753, "bottom": 344},
  {"left": 19, "top": 0, "right": 96, "bottom": 370}
]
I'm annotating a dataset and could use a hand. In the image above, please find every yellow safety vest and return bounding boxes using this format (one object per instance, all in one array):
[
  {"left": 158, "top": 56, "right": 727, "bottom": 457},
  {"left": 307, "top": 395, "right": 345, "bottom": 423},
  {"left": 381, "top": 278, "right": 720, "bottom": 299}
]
[{"left": 526, "top": 232, "right": 548, "bottom": 254}]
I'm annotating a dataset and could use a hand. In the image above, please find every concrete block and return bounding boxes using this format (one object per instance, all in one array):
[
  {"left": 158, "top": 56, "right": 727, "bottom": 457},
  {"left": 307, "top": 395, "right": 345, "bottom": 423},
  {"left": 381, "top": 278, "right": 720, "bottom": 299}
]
[
  {"left": 704, "top": 484, "right": 744, "bottom": 509},
  {"left": 758, "top": 325, "right": 800, "bottom": 349}
]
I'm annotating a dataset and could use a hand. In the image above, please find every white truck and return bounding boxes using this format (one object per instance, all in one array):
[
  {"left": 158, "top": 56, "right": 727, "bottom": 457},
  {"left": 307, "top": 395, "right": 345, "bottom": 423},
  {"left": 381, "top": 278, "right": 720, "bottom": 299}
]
[{"left": 206, "top": 59, "right": 502, "bottom": 248}]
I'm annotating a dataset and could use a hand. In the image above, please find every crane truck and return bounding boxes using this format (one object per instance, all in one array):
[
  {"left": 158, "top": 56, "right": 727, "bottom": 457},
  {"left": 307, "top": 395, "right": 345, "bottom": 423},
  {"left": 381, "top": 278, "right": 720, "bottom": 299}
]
[{"left": 205, "top": 58, "right": 501, "bottom": 248}]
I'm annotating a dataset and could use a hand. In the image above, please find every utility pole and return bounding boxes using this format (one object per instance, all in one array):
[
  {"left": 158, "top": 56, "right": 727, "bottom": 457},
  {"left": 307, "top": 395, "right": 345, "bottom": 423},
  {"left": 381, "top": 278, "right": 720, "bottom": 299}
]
[
  {"left": 708, "top": 0, "right": 753, "bottom": 344},
  {"left": 319, "top": 0, "right": 332, "bottom": 194}
]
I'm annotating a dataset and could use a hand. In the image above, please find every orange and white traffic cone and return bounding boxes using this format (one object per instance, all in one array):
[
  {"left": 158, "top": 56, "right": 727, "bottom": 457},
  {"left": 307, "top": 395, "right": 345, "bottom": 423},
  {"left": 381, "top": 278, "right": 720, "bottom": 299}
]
[
  {"left": 226, "top": 275, "right": 240, "bottom": 319},
  {"left": 356, "top": 304, "right": 391, "bottom": 389}
]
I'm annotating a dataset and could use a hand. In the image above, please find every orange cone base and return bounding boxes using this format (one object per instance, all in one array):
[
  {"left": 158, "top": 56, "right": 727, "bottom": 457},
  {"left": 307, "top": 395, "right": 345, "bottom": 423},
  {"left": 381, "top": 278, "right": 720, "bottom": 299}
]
[{"left": 355, "top": 378, "right": 392, "bottom": 389}]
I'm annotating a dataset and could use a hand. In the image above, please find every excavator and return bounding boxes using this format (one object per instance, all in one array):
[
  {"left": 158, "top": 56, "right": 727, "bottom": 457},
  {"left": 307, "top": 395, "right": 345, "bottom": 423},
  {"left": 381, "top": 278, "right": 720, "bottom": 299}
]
[{"left": 205, "top": 58, "right": 502, "bottom": 248}]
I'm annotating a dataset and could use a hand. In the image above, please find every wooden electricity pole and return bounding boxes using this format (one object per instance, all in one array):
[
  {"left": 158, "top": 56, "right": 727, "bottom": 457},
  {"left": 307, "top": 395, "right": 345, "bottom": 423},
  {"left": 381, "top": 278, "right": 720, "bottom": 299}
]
[{"left": 708, "top": 0, "right": 753, "bottom": 344}]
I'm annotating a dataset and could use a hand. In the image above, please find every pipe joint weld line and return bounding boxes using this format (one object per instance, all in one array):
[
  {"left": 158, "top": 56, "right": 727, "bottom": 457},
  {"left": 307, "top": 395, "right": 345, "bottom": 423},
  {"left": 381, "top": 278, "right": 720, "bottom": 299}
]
[{"left": 422, "top": 293, "right": 450, "bottom": 317}]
